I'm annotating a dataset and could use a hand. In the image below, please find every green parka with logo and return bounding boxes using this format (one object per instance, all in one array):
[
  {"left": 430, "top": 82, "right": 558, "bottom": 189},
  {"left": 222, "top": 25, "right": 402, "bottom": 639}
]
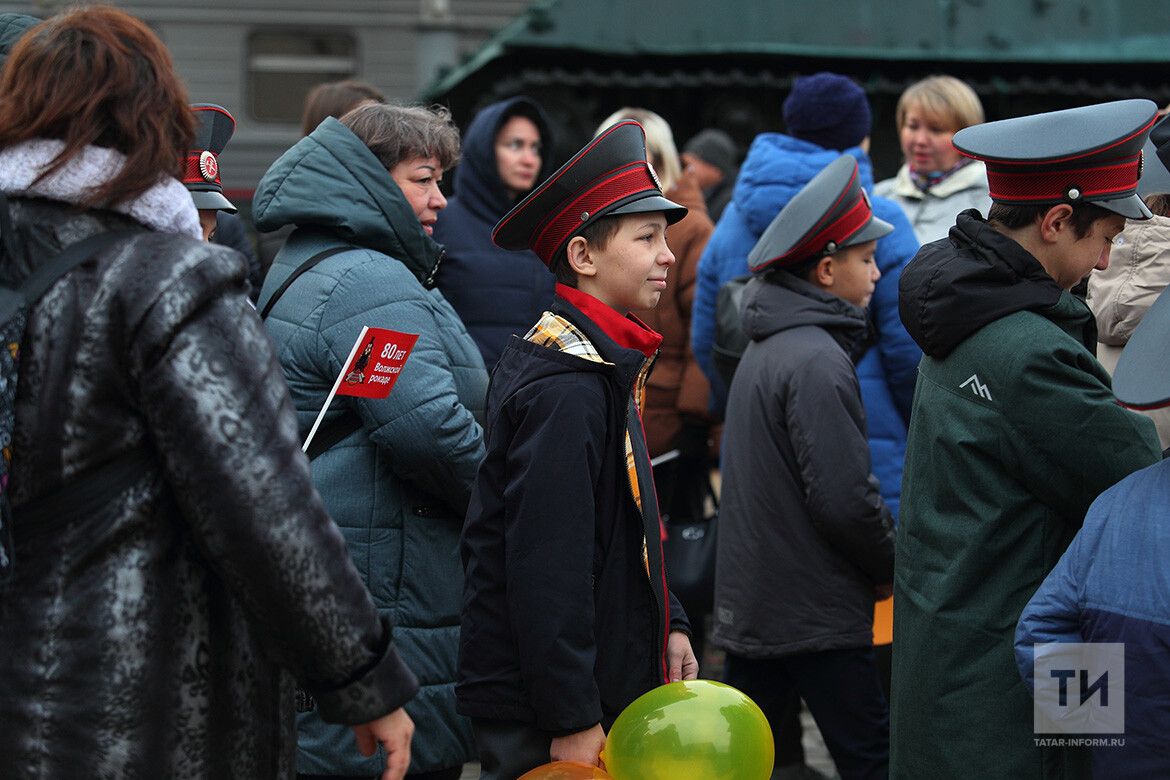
[{"left": 890, "top": 210, "right": 1160, "bottom": 780}]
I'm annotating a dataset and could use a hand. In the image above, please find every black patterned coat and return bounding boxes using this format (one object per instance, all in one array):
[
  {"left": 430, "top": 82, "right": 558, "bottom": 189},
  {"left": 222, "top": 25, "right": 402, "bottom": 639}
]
[{"left": 0, "top": 197, "right": 418, "bottom": 779}]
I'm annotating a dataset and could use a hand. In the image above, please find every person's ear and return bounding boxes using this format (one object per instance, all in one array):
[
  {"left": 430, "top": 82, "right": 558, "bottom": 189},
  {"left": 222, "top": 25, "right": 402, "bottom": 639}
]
[
  {"left": 813, "top": 255, "right": 835, "bottom": 288},
  {"left": 1039, "top": 204, "right": 1074, "bottom": 243},
  {"left": 566, "top": 235, "right": 598, "bottom": 278}
]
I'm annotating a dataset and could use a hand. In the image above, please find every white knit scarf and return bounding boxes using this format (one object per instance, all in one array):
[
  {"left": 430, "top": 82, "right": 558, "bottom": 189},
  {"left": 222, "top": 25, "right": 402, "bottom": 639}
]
[{"left": 0, "top": 139, "right": 202, "bottom": 239}]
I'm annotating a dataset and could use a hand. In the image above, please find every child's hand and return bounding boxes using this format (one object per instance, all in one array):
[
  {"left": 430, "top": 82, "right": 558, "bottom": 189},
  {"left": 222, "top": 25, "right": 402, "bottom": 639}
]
[
  {"left": 550, "top": 723, "right": 606, "bottom": 766},
  {"left": 667, "top": 630, "right": 699, "bottom": 681}
]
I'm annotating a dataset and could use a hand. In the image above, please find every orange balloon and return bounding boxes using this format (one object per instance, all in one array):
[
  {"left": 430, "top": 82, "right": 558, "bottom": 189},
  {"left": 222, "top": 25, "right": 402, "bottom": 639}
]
[{"left": 518, "top": 760, "right": 614, "bottom": 780}]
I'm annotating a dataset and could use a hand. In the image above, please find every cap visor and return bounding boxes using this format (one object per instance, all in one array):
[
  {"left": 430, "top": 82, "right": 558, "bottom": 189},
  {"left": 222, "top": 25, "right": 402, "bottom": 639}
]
[
  {"left": 609, "top": 193, "right": 688, "bottom": 225},
  {"left": 190, "top": 190, "right": 237, "bottom": 214},
  {"left": 1113, "top": 284, "right": 1170, "bottom": 409},
  {"left": 843, "top": 215, "right": 894, "bottom": 248},
  {"left": 1093, "top": 192, "right": 1151, "bottom": 220}
]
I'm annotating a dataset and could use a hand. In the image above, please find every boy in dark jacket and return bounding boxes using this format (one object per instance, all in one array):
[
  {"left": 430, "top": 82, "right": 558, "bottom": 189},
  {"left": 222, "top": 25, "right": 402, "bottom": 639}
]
[
  {"left": 716, "top": 155, "right": 897, "bottom": 780},
  {"left": 458, "top": 121, "right": 697, "bottom": 778}
]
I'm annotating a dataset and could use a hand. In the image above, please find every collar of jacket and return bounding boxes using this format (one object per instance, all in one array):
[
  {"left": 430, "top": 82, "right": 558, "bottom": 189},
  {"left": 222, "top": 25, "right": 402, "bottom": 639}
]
[
  {"left": 748, "top": 270, "right": 872, "bottom": 359},
  {"left": 888, "top": 160, "right": 988, "bottom": 201},
  {"left": 555, "top": 283, "right": 663, "bottom": 357},
  {"left": 252, "top": 118, "right": 444, "bottom": 288},
  {"left": 550, "top": 287, "right": 660, "bottom": 391},
  {"left": 900, "top": 209, "right": 1066, "bottom": 358},
  {"left": 1089, "top": 214, "right": 1170, "bottom": 346}
]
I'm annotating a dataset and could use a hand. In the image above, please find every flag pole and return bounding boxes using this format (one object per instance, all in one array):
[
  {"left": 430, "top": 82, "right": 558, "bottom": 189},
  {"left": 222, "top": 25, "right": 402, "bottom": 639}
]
[{"left": 303, "top": 325, "right": 368, "bottom": 453}]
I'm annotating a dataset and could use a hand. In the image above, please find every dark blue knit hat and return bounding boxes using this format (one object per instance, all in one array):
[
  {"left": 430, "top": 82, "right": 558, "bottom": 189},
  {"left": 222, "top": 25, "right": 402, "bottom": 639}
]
[{"left": 783, "top": 72, "right": 872, "bottom": 152}]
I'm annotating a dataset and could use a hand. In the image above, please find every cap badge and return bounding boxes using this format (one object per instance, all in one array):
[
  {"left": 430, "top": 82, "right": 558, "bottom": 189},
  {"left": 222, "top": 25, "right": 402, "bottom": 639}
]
[
  {"left": 647, "top": 161, "right": 662, "bottom": 191},
  {"left": 199, "top": 150, "right": 219, "bottom": 182}
]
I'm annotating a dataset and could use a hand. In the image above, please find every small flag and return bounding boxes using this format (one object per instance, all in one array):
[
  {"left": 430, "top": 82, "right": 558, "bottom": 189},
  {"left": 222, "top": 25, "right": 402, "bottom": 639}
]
[{"left": 302, "top": 326, "right": 419, "bottom": 453}]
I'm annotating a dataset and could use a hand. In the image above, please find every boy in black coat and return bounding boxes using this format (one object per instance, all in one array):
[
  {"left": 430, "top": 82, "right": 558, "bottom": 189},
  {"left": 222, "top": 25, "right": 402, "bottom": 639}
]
[
  {"left": 457, "top": 121, "right": 696, "bottom": 777},
  {"left": 716, "top": 156, "right": 897, "bottom": 780}
]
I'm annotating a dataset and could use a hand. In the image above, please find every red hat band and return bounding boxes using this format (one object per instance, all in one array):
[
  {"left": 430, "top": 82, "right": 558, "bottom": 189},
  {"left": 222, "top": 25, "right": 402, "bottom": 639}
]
[
  {"left": 531, "top": 162, "right": 658, "bottom": 264},
  {"left": 182, "top": 151, "right": 221, "bottom": 187},
  {"left": 986, "top": 153, "right": 1141, "bottom": 204},
  {"left": 777, "top": 190, "right": 873, "bottom": 266}
]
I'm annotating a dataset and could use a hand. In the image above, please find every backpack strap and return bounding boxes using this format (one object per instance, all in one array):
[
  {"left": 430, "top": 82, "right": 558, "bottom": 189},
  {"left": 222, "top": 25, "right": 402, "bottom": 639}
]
[
  {"left": 0, "top": 229, "right": 137, "bottom": 322},
  {"left": 259, "top": 245, "right": 350, "bottom": 320}
]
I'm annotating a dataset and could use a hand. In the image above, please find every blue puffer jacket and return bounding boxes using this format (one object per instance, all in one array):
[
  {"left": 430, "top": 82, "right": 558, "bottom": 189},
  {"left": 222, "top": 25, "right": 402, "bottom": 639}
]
[
  {"left": 254, "top": 118, "right": 487, "bottom": 775},
  {"left": 434, "top": 96, "right": 555, "bottom": 370},
  {"left": 1016, "top": 458, "right": 1170, "bottom": 780},
  {"left": 691, "top": 133, "right": 921, "bottom": 516}
]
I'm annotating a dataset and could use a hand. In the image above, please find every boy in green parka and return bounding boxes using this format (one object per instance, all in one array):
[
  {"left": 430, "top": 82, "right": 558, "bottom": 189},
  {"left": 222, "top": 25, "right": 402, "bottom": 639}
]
[{"left": 891, "top": 99, "right": 1163, "bottom": 779}]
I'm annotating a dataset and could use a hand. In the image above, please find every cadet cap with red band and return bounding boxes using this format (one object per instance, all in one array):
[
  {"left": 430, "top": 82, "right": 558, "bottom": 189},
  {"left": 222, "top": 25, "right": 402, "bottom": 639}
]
[
  {"left": 952, "top": 98, "right": 1158, "bottom": 221},
  {"left": 183, "top": 103, "right": 237, "bottom": 214},
  {"left": 748, "top": 155, "right": 893, "bottom": 274},
  {"left": 492, "top": 120, "right": 686, "bottom": 265}
]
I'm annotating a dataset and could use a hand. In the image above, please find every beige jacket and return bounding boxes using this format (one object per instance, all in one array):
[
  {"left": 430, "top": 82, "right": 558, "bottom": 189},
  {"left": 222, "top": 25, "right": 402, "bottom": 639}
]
[{"left": 1088, "top": 214, "right": 1170, "bottom": 448}]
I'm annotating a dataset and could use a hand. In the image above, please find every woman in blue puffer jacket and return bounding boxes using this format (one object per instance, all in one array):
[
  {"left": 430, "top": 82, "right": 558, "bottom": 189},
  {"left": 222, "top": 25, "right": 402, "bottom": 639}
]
[{"left": 255, "top": 103, "right": 486, "bottom": 780}]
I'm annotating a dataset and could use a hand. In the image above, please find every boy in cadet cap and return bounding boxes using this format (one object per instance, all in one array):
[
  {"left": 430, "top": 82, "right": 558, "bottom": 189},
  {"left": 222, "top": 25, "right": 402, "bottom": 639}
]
[
  {"left": 183, "top": 103, "right": 263, "bottom": 298},
  {"left": 457, "top": 120, "right": 697, "bottom": 778},
  {"left": 893, "top": 99, "right": 1164, "bottom": 780},
  {"left": 182, "top": 103, "right": 237, "bottom": 241},
  {"left": 716, "top": 154, "right": 896, "bottom": 780}
]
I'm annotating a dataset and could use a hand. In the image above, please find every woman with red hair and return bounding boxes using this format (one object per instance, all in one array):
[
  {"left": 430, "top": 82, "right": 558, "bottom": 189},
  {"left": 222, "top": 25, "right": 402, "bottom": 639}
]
[{"left": 0, "top": 7, "right": 415, "bottom": 778}]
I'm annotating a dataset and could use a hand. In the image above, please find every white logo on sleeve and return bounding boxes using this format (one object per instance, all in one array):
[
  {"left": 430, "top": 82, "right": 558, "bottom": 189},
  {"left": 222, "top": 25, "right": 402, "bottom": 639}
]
[{"left": 960, "top": 374, "right": 993, "bottom": 401}]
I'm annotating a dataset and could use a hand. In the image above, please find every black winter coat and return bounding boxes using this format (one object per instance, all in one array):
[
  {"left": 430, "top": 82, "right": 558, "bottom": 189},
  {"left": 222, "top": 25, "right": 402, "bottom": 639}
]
[
  {"left": 0, "top": 197, "right": 416, "bottom": 778},
  {"left": 714, "top": 272, "right": 895, "bottom": 658},
  {"left": 433, "top": 97, "right": 555, "bottom": 369},
  {"left": 458, "top": 292, "right": 688, "bottom": 734}
]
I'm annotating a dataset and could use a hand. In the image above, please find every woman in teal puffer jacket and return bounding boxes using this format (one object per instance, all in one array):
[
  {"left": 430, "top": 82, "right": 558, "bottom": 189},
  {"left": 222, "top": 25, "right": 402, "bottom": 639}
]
[{"left": 255, "top": 103, "right": 487, "bottom": 780}]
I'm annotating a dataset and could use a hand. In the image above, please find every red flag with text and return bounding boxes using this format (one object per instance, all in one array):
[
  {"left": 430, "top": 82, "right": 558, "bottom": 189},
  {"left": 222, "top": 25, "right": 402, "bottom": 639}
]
[{"left": 335, "top": 327, "right": 419, "bottom": 399}]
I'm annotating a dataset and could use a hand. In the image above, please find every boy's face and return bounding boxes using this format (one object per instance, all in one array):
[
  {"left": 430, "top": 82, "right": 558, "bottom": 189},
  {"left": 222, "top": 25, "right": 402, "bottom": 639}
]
[
  {"left": 825, "top": 240, "right": 881, "bottom": 308},
  {"left": 582, "top": 212, "right": 675, "bottom": 313},
  {"left": 1049, "top": 212, "right": 1125, "bottom": 290}
]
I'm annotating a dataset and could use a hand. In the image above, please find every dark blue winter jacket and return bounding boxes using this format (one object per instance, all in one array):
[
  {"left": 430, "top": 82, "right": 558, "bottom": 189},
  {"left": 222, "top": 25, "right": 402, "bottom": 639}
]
[
  {"left": 1016, "top": 458, "right": 1170, "bottom": 779},
  {"left": 691, "top": 133, "right": 921, "bottom": 516},
  {"left": 434, "top": 97, "right": 555, "bottom": 370}
]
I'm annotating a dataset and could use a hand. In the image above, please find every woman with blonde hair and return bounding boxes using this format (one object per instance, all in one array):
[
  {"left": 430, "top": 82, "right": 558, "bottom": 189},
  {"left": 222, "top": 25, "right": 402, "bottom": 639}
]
[{"left": 875, "top": 75, "right": 991, "bottom": 243}]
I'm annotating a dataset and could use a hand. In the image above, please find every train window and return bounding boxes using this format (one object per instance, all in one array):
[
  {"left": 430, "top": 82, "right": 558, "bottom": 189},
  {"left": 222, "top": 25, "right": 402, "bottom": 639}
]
[{"left": 248, "top": 31, "right": 357, "bottom": 123}]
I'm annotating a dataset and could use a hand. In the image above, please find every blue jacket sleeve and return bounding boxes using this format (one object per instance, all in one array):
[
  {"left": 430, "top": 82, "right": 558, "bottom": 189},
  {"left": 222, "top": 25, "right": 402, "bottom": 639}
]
[
  {"left": 692, "top": 201, "right": 753, "bottom": 415},
  {"left": 870, "top": 199, "right": 922, "bottom": 425},
  {"left": 1014, "top": 513, "right": 1100, "bottom": 692}
]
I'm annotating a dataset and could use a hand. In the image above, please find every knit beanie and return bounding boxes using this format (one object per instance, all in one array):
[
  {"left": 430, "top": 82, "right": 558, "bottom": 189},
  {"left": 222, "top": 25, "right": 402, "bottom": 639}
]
[
  {"left": 783, "top": 72, "right": 872, "bottom": 151},
  {"left": 683, "top": 129, "right": 737, "bottom": 177}
]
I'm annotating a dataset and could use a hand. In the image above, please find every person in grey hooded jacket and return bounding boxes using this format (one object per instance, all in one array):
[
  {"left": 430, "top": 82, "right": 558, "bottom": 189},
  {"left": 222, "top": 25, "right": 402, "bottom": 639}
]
[
  {"left": 255, "top": 103, "right": 487, "bottom": 780},
  {"left": 715, "top": 157, "right": 896, "bottom": 780}
]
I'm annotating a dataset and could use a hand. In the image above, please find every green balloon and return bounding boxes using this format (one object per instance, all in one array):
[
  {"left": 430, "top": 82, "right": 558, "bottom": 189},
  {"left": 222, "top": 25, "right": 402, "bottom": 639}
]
[{"left": 601, "top": 680, "right": 774, "bottom": 780}]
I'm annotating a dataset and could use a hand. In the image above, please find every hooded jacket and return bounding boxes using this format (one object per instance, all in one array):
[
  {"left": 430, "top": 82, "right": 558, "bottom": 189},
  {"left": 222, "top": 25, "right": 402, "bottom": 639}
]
[
  {"left": 1087, "top": 214, "right": 1170, "bottom": 447},
  {"left": 714, "top": 272, "right": 895, "bottom": 657},
  {"left": 874, "top": 160, "right": 991, "bottom": 244},
  {"left": 691, "top": 133, "right": 921, "bottom": 517},
  {"left": 891, "top": 210, "right": 1160, "bottom": 780},
  {"left": 254, "top": 118, "right": 487, "bottom": 774},
  {"left": 1016, "top": 458, "right": 1170, "bottom": 780},
  {"left": 434, "top": 97, "right": 555, "bottom": 370},
  {"left": 0, "top": 141, "right": 416, "bottom": 779},
  {"left": 458, "top": 287, "right": 689, "bottom": 735}
]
